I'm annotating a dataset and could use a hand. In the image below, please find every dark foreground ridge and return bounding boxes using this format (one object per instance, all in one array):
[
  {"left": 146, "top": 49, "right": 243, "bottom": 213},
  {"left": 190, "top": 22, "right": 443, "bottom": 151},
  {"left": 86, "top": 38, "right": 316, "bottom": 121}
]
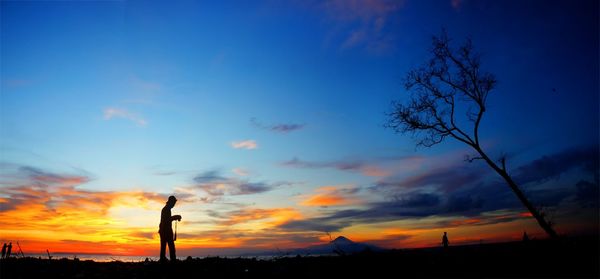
[{"left": 1, "top": 237, "right": 598, "bottom": 279}]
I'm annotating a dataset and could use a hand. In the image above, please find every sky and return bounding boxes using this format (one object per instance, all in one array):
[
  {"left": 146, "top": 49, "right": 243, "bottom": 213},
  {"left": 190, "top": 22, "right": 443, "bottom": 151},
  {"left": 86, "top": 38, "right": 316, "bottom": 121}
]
[{"left": 0, "top": 0, "right": 598, "bottom": 257}]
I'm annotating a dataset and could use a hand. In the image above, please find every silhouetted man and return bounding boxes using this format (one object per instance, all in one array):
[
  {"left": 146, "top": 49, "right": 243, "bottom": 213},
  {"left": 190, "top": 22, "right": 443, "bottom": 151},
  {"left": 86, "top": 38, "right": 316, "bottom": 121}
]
[
  {"left": 1, "top": 243, "right": 6, "bottom": 259},
  {"left": 159, "top": 196, "right": 182, "bottom": 262},
  {"left": 6, "top": 242, "right": 12, "bottom": 258},
  {"left": 442, "top": 232, "right": 449, "bottom": 248},
  {"left": 523, "top": 231, "right": 529, "bottom": 242}
]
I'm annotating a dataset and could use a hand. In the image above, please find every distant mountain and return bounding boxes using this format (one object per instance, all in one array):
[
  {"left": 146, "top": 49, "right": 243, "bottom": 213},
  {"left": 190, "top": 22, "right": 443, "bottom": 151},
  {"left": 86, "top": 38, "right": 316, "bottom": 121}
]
[
  {"left": 281, "top": 236, "right": 384, "bottom": 256},
  {"left": 332, "top": 236, "right": 353, "bottom": 245}
]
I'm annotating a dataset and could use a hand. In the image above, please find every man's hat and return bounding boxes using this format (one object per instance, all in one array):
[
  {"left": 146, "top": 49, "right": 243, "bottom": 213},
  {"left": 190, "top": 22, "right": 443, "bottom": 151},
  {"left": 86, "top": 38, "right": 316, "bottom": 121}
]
[{"left": 168, "top": 195, "right": 177, "bottom": 202}]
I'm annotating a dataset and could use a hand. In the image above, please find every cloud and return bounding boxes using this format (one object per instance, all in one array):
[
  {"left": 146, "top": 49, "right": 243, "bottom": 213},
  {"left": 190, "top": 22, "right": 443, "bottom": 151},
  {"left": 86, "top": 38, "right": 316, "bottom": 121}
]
[
  {"left": 438, "top": 210, "right": 533, "bottom": 228},
  {"left": 512, "top": 145, "right": 599, "bottom": 185},
  {"left": 251, "top": 118, "right": 305, "bottom": 134},
  {"left": 0, "top": 164, "right": 172, "bottom": 254},
  {"left": 176, "top": 229, "right": 323, "bottom": 252},
  {"left": 103, "top": 107, "right": 147, "bottom": 126},
  {"left": 318, "top": 0, "right": 404, "bottom": 53},
  {"left": 199, "top": 182, "right": 272, "bottom": 196},
  {"left": 279, "top": 193, "right": 443, "bottom": 233},
  {"left": 19, "top": 166, "right": 89, "bottom": 186},
  {"left": 193, "top": 170, "right": 293, "bottom": 197},
  {"left": 281, "top": 156, "right": 420, "bottom": 177},
  {"left": 278, "top": 145, "right": 600, "bottom": 234},
  {"left": 396, "top": 192, "right": 441, "bottom": 208},
  {"left": 194, "top": 170, "right": 227, "bottom": 183},
  {"left": 372, "top": 165, "right": 484, "bottom": 194},
  {"left": 232, "top": 168, "right": 249, "bottom": 176},
  {"left": 231, "top": 140, "right": 258, "bottom": 150},
  {"left": 300, "top": 185, "right": 361, "bottom": 207},
  {"left": 445, "top": 194, "right": 483, "bottom": 213},
  {"left": 0, "top": 166, "right": 93, "bottom": 211},
  {"left": 128, "top": 231, "right": 156, "bottom": 240},
  {"left": 365, "top": 231, "right": 414, "bottom": 248},
  {"left": 278, "top": 188, "right": 516, "bottom": 234},
  {"left": 451, "top": 0, "right": 463, "bottom": 10},
  {"left": 279, "top": 218, "right": 351, "bottom": 233},
  {"left": 210, "top": 207, "right": 302, "bottom": 227},
  {"left": 275, "top": 201, "right": 451, "bottom": 233}
]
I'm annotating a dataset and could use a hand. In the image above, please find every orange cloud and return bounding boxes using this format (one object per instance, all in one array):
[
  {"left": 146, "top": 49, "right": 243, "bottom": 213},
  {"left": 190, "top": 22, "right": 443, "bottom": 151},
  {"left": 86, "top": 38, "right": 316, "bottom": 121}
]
[
  {"left": 360, "top": 165, "right": 390, "bottom": 177},
  {"left": 300, "top": 186, "right": 361, "bottom": 207},
  {"left": 0, "top": 164, "right": 565, "bottom": 256},
  {"left": 214, "top": 207, "right": 302, "bottom": 227},
  {"left": 0, "top": 167, "right": 174, "bottom": 255}
]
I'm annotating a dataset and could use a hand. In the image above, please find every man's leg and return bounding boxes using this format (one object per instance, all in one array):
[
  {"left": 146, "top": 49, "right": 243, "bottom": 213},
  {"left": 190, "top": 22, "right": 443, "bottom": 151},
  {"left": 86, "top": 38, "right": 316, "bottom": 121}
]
[
  {"left": 167, "top": 240, "right": 176, "bottom": 261},
  {"left": 159, "top": 235, "right": 167, "bottom": 261}
]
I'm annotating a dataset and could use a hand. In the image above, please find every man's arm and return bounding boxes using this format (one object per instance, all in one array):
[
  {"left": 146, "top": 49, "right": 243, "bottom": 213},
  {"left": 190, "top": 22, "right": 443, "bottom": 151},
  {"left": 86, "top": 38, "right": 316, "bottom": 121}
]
[{"left": 171, "top": 215, "right": 182, "bottom": 221}]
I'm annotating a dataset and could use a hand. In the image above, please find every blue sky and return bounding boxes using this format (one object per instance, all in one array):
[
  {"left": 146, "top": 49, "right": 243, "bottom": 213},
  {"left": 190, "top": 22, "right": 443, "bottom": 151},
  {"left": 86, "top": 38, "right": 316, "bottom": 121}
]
[{"left": 0, "top": 0, "right": 598, "bottom": 254}]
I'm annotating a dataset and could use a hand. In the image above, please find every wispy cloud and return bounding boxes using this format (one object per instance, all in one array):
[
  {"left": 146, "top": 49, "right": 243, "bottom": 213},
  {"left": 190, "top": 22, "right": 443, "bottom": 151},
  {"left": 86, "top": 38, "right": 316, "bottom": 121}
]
[
  {"left": 193, "top": 170, "right": 293, "bottom": 197},
  {"left": 300, "top": 185, "right": 361, "bottom": 207},
  {"left": 103, "top": 107, "right": 147, "bottom": 126},
  {"left": 0, "top": 164, "right": 177, "bottom": 254},
  {"left": 250, "top": 118, "right": 305, "bottom": 134},
  {"left": 0, "top": 165, "right": 170, "bottom": 213},
  {"left": 199, "top": 182, "right": 272, "bottom": 196},
  {"left": 232, "top": 168, "right": 249, "bottom": 176},
  {"left": 19, "top": 166, "right": 89, "bottom": 186},
  {"left": 231, "top": 140, "right": 258, "bottom": 150},
  {"left": 278, "top": 145, "right": 600, "bottom": 235},
  {"left": 279, "top": 192, "right": 482, "bottom": 233},
  {"left": 451, "top": 0, "right": 463, "bottom": 11},
  {"left": 512, "top": 145, "right": 599, "bottom": 186},
  {"left": 209, "top": 207, "right": 302, "bottom": 227},
  {"left": 372, "top": 165, "right": 484, "bottom": 194},
  {"left": 280, "top": 156, "right": 420, "bottom": 177},
  {"left": 319, "top": 0, "right": 404, "bottom": 53}
]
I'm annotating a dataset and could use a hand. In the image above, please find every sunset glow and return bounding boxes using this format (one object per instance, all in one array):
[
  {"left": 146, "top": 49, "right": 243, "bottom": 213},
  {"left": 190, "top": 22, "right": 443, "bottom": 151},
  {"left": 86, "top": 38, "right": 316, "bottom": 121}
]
[{"left": 1, "top": 0, "right": 597, "bottom": 257}]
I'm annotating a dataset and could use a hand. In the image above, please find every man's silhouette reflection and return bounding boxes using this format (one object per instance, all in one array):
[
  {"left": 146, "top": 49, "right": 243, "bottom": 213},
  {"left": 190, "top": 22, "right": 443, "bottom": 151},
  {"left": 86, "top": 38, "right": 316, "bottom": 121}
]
[{"left": 159, "top": 195, "right": 182, "bottom": 262}]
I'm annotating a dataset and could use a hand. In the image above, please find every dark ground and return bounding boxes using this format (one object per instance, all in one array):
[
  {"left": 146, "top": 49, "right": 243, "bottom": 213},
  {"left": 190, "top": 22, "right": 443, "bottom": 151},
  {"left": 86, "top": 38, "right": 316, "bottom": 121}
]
[{"left": 1, "top": 237, "right": 598, "bottom": 279}]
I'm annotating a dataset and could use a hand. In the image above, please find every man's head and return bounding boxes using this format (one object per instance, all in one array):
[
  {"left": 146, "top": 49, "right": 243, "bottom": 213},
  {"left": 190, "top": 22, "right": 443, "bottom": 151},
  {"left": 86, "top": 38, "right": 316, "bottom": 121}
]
[{"left": 167, "top": 195, "right": 177, "bottom": 208}]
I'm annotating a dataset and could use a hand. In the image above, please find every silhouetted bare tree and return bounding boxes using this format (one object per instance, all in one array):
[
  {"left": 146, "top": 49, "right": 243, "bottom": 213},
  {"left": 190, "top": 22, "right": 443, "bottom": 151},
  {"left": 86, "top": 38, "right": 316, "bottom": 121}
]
[{"left": 386, "top": 31, "right": 558, "bottom": 239}]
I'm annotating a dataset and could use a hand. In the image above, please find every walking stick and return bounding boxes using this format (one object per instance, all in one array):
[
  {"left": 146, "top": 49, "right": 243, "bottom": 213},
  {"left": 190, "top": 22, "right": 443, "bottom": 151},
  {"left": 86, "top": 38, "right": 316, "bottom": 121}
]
[{"left": 173, "top": 221, "right": 178, "bottom": 241}]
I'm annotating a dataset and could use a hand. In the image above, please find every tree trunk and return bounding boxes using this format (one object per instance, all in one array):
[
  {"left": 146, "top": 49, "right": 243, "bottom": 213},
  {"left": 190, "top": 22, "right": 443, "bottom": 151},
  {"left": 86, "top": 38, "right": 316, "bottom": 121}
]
[{"left": 476, "top": 148, "right": 559, "bottom": 239}]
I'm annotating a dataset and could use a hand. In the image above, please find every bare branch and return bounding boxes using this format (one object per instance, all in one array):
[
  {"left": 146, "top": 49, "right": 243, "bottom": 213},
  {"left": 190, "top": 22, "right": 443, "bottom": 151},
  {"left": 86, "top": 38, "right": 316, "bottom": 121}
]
[{"left": 464, "top": 154, "right": 484, "bottom": 163}]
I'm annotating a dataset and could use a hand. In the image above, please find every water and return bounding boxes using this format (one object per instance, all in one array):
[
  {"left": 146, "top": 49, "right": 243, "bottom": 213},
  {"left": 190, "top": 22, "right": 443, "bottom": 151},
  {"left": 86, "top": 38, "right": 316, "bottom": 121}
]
[
  {"left": 27, "top": 254, "right": 159, "bottom": 262},
  {"left": 25, "top": 253, "right": 328, "bottom": 262},
  {"left": 25, "top": 253, "right": 320, "bottom": 262}
]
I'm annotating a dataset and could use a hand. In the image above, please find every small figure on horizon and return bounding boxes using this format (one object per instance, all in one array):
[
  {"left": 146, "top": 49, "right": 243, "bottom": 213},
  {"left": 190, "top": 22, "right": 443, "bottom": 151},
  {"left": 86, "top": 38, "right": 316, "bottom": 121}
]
[
  {"left": 159, "top": 195, "right": 182, "bottom": 262},
  {"left": 523, "top": 231, "right": 529, "bottom": 242},
  {"left": 6, "top": 242, "right": 12, "bottom": 258},
  {"left": 1, "top": 243, "right": 7, "bottom": 259},
  {"left": 442, "top": 232, "right": 449, "bottom": 248}
]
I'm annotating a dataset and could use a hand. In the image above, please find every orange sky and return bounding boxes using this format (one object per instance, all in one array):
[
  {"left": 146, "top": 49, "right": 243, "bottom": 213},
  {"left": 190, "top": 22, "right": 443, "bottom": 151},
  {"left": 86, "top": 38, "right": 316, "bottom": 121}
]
[{"left": 0, "top": 178, "right": 553, "bottom": 256}]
